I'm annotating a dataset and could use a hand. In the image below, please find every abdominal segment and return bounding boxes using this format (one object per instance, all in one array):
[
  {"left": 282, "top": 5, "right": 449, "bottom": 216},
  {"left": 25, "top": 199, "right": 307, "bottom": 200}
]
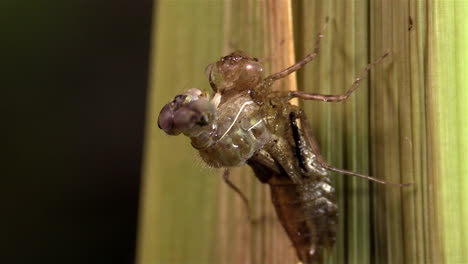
[{"left": 268, "top": 174, "right": 337, "bottom": 264}]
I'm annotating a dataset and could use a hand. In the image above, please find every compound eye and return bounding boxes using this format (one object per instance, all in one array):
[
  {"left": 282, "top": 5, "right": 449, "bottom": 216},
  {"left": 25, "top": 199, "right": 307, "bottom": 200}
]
[
  {"left": 238, "top": 61, "right": 264, "bottom": 85},
  {"left": 244, "top": 61, "right": 263, "bottom": 74},
  {"left": 205, "top": 63, "right": 223, "bottom": 92},
  {"left": 172, "top": 107, "right": 200, "bottom": 131},
  {"left": 205, "top": 63, "right": 215, "bottom": 80},
  {"left": 158, "top": 103, "right": 178, "bottom": 135}
]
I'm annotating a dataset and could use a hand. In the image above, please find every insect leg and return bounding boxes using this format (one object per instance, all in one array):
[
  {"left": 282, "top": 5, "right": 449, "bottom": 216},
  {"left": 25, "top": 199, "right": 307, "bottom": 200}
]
[
  {"left": 296, "top": 112, "right": 413, "bottom": 187},
  {"left": 289, "top": 50, "right": 391, "bottom": 102},
  {"left": 261, "top": 17, "right": 329, "bottom": 84},
  {"left": 222, "top": 169, "right": 252, "bottom": 221}
]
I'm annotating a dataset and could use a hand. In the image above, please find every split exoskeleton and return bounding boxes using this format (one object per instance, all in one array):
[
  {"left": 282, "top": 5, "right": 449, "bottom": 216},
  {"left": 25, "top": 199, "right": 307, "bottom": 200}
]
[{"left": 158, "top": 20, "right": 409, "bottom": 263}]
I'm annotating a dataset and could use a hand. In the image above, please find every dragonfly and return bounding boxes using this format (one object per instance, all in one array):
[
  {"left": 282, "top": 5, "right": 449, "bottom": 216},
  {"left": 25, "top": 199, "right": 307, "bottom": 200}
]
[{"left": 157, "top": 19, "right": 410, "bottom": 264}]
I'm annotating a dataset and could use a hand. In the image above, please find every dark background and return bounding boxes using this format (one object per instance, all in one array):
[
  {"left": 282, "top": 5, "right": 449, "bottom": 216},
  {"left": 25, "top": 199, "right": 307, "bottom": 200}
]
[{"left": 1, "top": 0, "right": 153, "bottom": 263}]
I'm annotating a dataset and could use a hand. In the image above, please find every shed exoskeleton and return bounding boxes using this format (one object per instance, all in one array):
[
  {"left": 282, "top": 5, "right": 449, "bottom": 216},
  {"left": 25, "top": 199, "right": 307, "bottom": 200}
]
[{"left": 158, "top": 19, "right": 410, "bottom": 263}]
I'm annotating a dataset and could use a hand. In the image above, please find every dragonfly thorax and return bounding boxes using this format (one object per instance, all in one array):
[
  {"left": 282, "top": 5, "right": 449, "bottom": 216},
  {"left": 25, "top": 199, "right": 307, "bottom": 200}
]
[{"left": 195, "top": 94, "right": 272, "bottom": 168}]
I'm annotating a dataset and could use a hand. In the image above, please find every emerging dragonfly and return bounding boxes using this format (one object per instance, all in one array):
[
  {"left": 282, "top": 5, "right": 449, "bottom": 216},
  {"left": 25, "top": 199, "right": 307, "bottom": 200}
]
[{"left": 158, "top": 21, "right": 409, "bottom": 264}]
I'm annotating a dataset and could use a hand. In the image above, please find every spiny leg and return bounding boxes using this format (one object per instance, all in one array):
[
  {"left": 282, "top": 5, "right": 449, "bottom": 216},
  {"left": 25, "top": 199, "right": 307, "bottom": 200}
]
[
  {"left": 222, "top": 169, "right": 252, "bottom": 221},
  {"left": 288, "top": 50, "right": 391, "bottom": 102},
  {"left": 295, "top": 112, "right": 413, "bottom": 187},
  {"left": 261, "top": 17, "right": 329, "bottom": 85}
]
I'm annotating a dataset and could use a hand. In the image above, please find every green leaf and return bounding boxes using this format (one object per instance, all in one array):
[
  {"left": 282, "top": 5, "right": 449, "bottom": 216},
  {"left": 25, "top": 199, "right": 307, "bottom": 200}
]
[
  {"left": 138, "top": 1, "right": 468, "bottom": 263},
  {"left": 136, "top": 1, "right": 223, "bottom": 263}
]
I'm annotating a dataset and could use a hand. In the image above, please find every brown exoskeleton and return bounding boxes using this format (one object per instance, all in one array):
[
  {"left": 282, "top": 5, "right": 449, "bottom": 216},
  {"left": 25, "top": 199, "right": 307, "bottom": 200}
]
[{"left": 158, "top": 20, "right": 410, "bottom": 264}]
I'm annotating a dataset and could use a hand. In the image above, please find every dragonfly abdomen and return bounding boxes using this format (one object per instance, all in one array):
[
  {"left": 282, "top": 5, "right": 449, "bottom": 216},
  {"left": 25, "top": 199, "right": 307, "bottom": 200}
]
[{"left": 269, "top": 175, "right": 337, "bottom": 264}]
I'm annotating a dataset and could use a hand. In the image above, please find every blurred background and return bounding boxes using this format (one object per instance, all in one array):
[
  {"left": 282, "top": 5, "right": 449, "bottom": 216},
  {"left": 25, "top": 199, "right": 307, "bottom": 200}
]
[{"left": 1, "top": 0, "right": 152, "bottom": 263}]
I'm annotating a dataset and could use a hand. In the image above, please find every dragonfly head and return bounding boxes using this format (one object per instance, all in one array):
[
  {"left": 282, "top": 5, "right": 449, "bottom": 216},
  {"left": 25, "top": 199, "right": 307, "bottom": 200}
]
[
  {"left": 205, "top": 51, "right": 264, "bottom": 95},
  {"left": 158, "top": 89, "right": 216, "bottom": 136}
]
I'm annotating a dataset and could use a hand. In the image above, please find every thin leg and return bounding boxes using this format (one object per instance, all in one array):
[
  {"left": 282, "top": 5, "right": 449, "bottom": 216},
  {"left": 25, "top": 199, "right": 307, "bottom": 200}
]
[
  {"left": 289, "top": 50, "right": 391, "bottom": 102},
  {"left": 297, "top": 112, "right": 413, "bottom": 187},
  {"left": 262, "top": 17, "right": 329, "bottom": 84},
  {"left": 222, "top": 169, "right": 252, "bottom": 221}
]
